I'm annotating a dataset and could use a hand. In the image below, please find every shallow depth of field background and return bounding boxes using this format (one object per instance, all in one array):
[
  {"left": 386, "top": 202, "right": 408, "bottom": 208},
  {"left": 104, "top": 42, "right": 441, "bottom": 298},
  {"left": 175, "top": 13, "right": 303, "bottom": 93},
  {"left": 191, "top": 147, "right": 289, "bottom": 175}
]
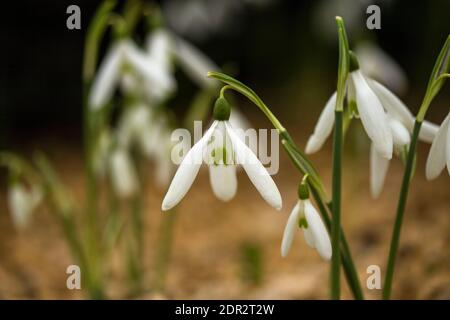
[{"left": 0, "top": 0, "right": 449, "bottom": 299}]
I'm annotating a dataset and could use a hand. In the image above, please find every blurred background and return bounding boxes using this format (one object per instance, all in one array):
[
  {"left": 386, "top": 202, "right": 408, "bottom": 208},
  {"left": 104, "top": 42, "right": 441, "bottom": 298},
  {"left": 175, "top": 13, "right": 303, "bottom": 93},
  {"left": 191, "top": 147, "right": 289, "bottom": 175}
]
[{"left": 0, "top": 0, "right": 449, "bottom": 299}]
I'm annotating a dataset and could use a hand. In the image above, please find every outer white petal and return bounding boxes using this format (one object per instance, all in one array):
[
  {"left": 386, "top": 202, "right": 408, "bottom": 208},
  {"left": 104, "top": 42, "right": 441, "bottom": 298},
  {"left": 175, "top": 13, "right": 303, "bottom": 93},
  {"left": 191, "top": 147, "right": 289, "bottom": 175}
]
[
  {"left": 146, "top": 29, "right": 173, "bottom": 71},
  {"left": 225, "top": 122, "right": 282, "bottom": 210},
  {"left": 426, "top": 114, "right": 450, "bottom": 180},
  {"left": 89, "top": 43, "right": 124, "bottom": 110},
  {"left": 370, "top": 143, "right": 390, "bottom": 198},
  {"left": 209, "top": 165, "right": 237, "bottom": 201},
  {"left": 368, "top": 79, "right": 412, "bottom": 127},
  {"left": 305, "top": 92, "right": 336, "bottom": 154},
  {"left": 419, "top": 121, "right": 439, "bottom": 144},
  {"left": 303, "top": 227, "right": 316, "bottom": 249},
  {"left": 389, "top": 117, "right": 410, "bottom": 149},
  {"left": 123, "top": 41, "right": 175, "bottom": 93},
  {"left": 8, "top": 184, "right": 41, "bottom": 229},
  {"left": 172, "top": 34, "right": 219, "bottom": 88},
  {"left": 281, "top": 201, "right": 302, "bottom": 257},
  {"left": 304, "top": 200, "right": 332, "bottom": 260},
  {"left": 162, "top": 121, "right": 218, "bottom": 210},
  {"left": 352, "top": 71, "right": 393, "bottom": 159},
  {"left": 368, "top": 79, "right": 439, "bottom": 144},
  {"left": 110, "top": 148, "right": 139, "bottom": 198}
]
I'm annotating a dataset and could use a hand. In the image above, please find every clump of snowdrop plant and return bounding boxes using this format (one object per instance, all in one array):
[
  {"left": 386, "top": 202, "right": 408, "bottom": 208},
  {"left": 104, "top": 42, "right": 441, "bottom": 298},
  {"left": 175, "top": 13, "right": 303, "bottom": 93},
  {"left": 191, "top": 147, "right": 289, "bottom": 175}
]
[{"left": 306, "top": 52, "right": 440, "bottom": 198}]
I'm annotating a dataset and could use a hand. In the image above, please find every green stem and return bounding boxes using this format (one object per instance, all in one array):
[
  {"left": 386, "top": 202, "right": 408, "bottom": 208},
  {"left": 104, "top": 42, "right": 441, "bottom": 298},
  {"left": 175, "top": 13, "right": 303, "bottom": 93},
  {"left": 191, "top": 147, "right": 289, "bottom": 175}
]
[
  {"left": 382, "top": 120, "right": 421, "bottom": 299},
  {"left": 331, "top": 110, "right": 343, "bottom": 299}
]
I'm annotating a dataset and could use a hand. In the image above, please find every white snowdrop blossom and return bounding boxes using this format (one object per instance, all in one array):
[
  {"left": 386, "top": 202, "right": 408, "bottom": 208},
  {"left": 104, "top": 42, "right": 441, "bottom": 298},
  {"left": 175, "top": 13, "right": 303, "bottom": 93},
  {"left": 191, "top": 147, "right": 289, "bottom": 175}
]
[
  {"left": 281, "top": 199, "right": 331, "bottom": 260},
  {"left": 89, "top": 39, "right": 175, "bottom": 110},
  {"left": 306, "top": 70, "right": 394, "bottom": 159},
  {"left": 162, "top": 103, "right": 282, "bottom": 211},
  {"left": 426, "top": 113, "right": 450, "bottom": 180},
  {"left": 109, "top": 147, "right": 139, "bottom": 198},
  {"left": 146, "top": 28, "right": 219, "bottom": 91},
  {"left": 8, "top": 183, "right": 42, "bottom": 230}
]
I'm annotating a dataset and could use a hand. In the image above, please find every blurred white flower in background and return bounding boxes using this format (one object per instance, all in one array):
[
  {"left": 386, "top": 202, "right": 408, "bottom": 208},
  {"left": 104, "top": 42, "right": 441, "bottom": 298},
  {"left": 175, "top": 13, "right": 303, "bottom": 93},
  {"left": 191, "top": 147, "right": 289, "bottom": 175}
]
[
  {"left": 426, "top": 113, "right": 450, "bottom": 180},
  {"left": 8, "top": 183, "right": 43, "bottom": 230},
  {"left": 163, "top": 0, "right": 275, "bottom": 41},
  {"left": 355, "top": 42, "right": 408, "bottom": 94},
  {"left": 109, "top": 147, "right": 139, "bottom": 198},
  {"left": 89, "top": 39, "right": 175, "bottom": 110}
]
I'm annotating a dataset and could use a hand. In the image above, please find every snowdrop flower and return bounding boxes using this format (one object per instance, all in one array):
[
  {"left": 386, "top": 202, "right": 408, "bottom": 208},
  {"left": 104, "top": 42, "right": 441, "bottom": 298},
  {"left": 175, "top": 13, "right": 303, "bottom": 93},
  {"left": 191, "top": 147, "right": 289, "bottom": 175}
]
[
  {"left": 306, "top": 58, "right": 394, "bottom": 159},
  {"left": 89, "top": 39, "right": 175, "bottom": 110},
  {"left": 281, "top": 182, "right": 331, "bottom": 260},
  {"left": 8, "top": 183, "right": 42, "bottom": 230},
  {"left": 162, "top": 97, "right": 282, "bottom": 210},
  {"left": 109, "top": 147, "right": 139, "bottom": 198},
  {"left": 146, "top": 28, "right": 219, "bottom": 90},
  {"left": 426, "top": 113, "right": 450, "bottom": 180}
]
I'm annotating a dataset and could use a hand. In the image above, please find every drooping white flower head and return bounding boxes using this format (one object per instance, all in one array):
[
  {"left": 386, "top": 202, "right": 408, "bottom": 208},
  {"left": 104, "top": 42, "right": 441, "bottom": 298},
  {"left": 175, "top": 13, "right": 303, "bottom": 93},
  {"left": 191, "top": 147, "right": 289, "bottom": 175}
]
[
  {"left": 426, "top": 113, "right": 450, "bottom": 180},
  {"left": 89, "top": 39, "right": 176, "bottom": 110},
  {"left": 305, "top": 57, "right": 439, "bottom": 198},
  {"left": 306, "top": 69, "right": 393, "bottom": 159},
  {"left": 281, "top": 199, "right": 331, "bottom": 260},
  {"left": 109, "top": 147, "right": 139, "bottom": 198},
  {"left": 145, "top": 28, "right": 219, "bottom": 90},
  {"left": 162, "top": 98, "right": 282, "bottom": 211},
  {"left": 8, "top": 183, "right": 42, "bottom": 230}
]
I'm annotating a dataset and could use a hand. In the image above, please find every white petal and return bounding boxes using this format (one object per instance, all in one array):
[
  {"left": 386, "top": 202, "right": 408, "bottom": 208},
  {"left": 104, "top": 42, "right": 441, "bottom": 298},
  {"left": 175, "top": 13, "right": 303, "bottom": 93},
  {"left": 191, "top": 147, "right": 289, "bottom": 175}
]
[
  {"left": 172, "top": 34, "right": 219, "bottom": 88},
  {"left": 123, "top": 40, "right": 176, "bottom": 94},
  {"left": 89, "top": 43, "right": 124, "bottom": 110},
  {"left": 162, "top": 121, "right": 218, "bottom": 210},
  {"left": 352, "top": 71, "right": 393, "bottom": 159},
  {"left": 303, "top": 227, "right": 316, "bottom": 249},
  {"left": 281, "top": 201, "right": 302, "bottom": 257},
  {"left": 304, "top": 200, "right": 332, "bottom": 260},
  {"left": 146, "top": 28, "right": 173, "bottom": 71},
  {"left": 225, "top": 122, "right": 282, "bottom": 210},
  {"left": 110, "top": 148, "right": 139, "bottom": 198},
  {"left": 209, "top": 165, "right": 237, "bottom": 201},
  {"left": 426, "top": 114, "right": 450, "bottom": 180},
  {"left": 419, "top": 121, "right": 439, "bottom": 144},
  {"left": 370, "top": 143, "right": 390, "bottom": 198},
  {"left": 389, "top": 117, "right": 411, "bottom": 149},
  {"left": 305, "top": 92, "right": 336, "bottom": 154},
  {"left": 8, "top": 184, "right": 41, "bottom": 229},
  {"left": 367, "top": 79, "right": 413, "bottom": 129}
]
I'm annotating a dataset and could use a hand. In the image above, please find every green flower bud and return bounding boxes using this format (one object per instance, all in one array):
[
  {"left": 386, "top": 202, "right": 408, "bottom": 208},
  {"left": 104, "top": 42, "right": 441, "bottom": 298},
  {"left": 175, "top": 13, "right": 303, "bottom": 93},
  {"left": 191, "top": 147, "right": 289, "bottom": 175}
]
[{"left": 213, "top": 97, "right": 231, "bottom": 121}]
